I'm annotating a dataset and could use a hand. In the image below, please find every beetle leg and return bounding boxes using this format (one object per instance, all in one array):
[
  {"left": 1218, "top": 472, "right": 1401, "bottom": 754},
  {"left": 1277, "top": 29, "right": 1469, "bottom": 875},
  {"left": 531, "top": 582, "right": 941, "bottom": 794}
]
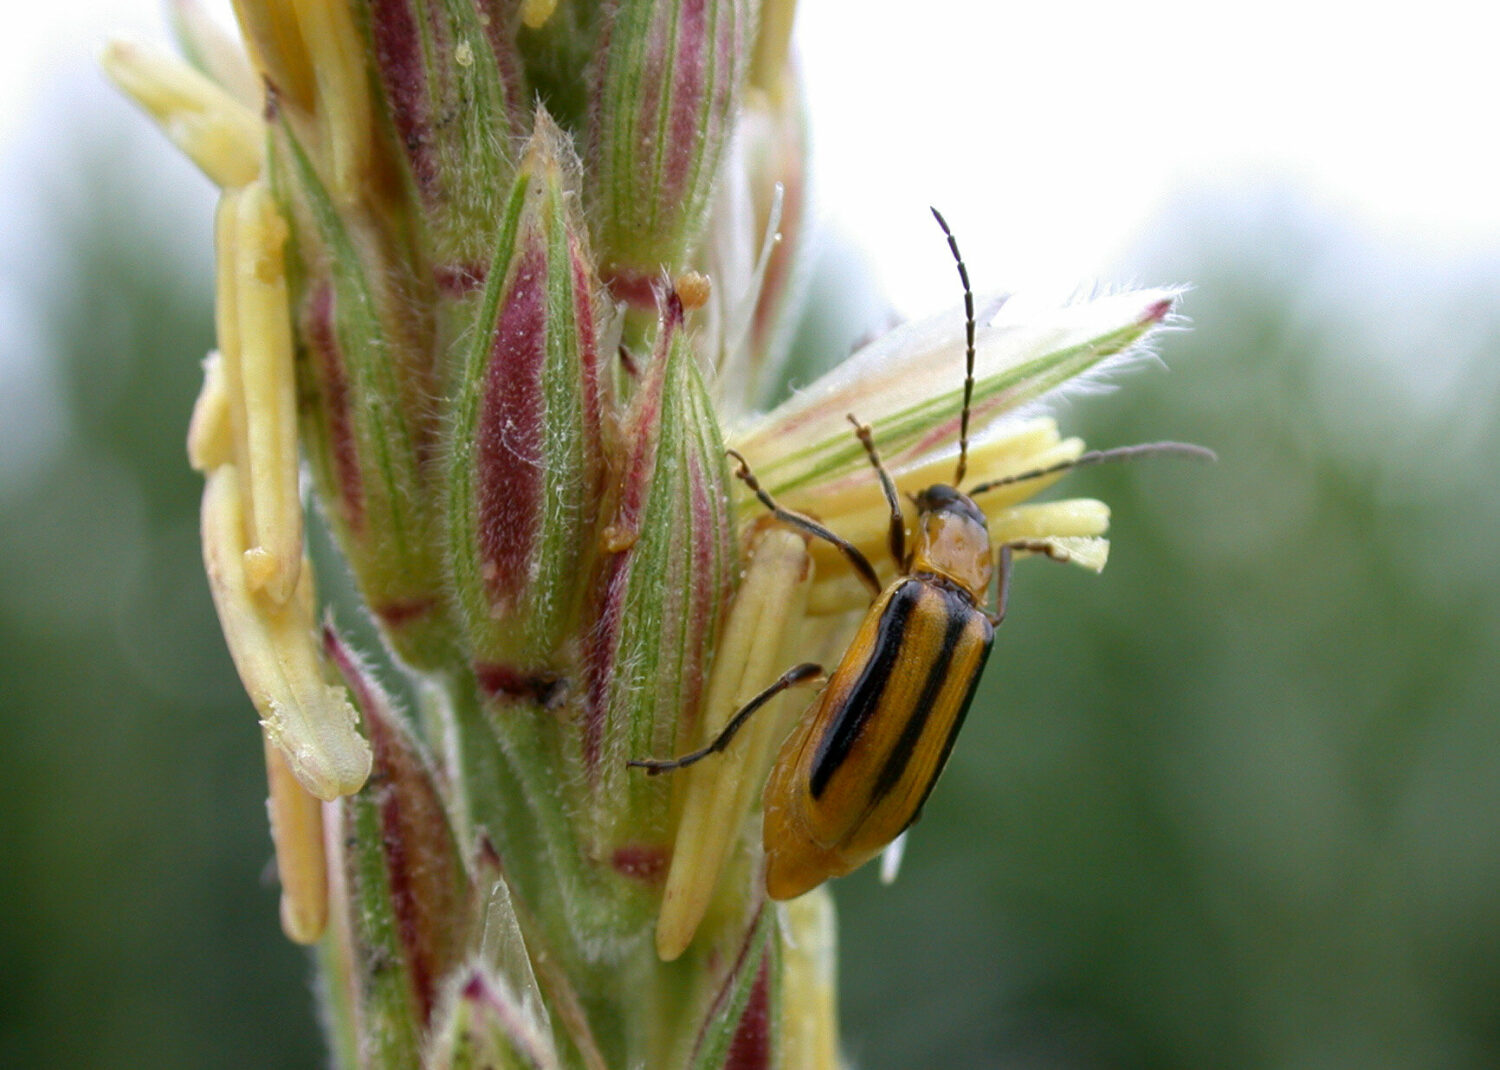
[
  {"left": 627, "top": 662, "right": 824, "bottom": 775},
  {"left": 726, "top": 448, "right": 884, "bottom": 598},
  {"left": 987, "top": 539, "right": 1074, "bottom": 627},
  {"left": 989, "top": 544, "right": 1014, "bottom": 627},
  {"left": 847, "top": 414, "right": 905, "bottom": 570}
]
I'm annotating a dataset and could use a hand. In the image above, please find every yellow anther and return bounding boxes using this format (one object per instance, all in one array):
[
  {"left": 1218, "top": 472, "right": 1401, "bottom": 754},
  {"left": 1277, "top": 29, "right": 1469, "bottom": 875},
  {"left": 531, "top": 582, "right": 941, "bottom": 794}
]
[
  {"left": 674, "top": 271, "right": 712, "bottom": 311},
  {"left": 749, "top": 0, "right": 798, "bottom": 103},
  {"left": 168, "top": 0, "right": 263, "bottom": 109},
  {"left": 187, "top": 352, "right": 234, "bottom": 473},
  {"left": 213, "top": 190, "right": 250, "bottom": 478},
  {"left": 656, "top": 528, "right": 814, "bottom": 961},
  {"left": 520, "top": 0, "right": 560, "bottom": 30},
  {"left": 233, "top": 182, "right": 303, "bottom": 605},
  {"left": 264, "top": 735, "right": 329, "bottom": 944},
  {"left": 777, "top": 887, "right": 840, "bottom": 1070},
  {"left": 202, "top": 465, "right": 371, "bottom": 800},
  {"left": 101, "top": 38, "right": 263, "bottom": 188},
  {"left": 230, "top": 0, "right": 317, "bottom": 112},
  {"left": 990, "top": 498, "right": 1110, "bottom": 542},
  {"left": 1024, "top": 535, "right": 1110, "bottom": 573},
  {"left": 289, "top": 0, "right": 373, "bottom": 206}
]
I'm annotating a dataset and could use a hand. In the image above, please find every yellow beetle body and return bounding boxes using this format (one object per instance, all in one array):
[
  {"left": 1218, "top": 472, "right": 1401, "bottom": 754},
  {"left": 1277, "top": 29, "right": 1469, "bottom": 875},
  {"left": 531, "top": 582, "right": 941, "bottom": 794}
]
[{"left": 762, "top": 492, "right": 998, "bottom": 897}]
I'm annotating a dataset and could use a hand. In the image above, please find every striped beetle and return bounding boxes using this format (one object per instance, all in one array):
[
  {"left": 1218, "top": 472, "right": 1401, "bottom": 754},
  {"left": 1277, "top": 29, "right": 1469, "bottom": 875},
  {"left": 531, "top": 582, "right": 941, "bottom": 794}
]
[{"left": 632, "top": 209, "right": 1211, "bottom": 900}]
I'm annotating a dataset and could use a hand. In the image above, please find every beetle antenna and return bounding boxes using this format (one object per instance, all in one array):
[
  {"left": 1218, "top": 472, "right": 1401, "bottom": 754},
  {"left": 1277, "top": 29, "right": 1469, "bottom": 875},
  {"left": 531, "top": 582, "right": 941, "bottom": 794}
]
[
  {"left": 930, "top": 206, "right": 976, "bottom": 487},
  {"left": 966, "top": 441, "right": 1217, "bottom": 497}
]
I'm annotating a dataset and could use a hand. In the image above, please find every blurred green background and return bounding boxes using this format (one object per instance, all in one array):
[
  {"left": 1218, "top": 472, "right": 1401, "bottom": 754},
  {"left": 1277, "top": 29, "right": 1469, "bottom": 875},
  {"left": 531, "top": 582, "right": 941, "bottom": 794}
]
[{"left": 4, "top": 87, "right": 1500, "bottom": 1070}]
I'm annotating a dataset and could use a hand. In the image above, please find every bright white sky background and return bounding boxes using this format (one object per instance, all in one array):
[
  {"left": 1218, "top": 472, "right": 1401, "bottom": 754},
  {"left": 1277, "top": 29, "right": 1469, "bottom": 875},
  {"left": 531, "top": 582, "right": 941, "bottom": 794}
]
[{"left": 2, "top": 0, "right": 1499, "bottom": 412}]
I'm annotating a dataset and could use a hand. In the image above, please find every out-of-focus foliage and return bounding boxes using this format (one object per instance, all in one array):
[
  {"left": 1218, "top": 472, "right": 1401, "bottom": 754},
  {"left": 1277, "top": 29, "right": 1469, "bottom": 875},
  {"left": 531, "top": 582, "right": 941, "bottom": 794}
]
[{"left": 5, "top": 103, "right": 1500, "bottom": 1068}]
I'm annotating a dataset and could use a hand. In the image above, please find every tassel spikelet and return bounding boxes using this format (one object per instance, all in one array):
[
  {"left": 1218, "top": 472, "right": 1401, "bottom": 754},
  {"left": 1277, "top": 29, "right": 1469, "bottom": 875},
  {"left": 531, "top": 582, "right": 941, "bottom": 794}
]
[{"left": 107, "top": 1, "right": 1204, "bottom": 1063}]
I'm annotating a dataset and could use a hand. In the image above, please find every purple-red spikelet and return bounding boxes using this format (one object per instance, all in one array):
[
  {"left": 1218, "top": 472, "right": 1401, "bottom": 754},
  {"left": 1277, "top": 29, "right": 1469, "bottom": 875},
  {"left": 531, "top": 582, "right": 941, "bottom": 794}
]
[
  {"left": 447, "top": 112, "right": 607, "bottom": 679},
  {"left": 302, "top": 282, "right": 363, "bottom": 533},
  {"left": 588, "top": 0, "right": 754, "bottom": 298},
  {"left": 580, "top": 287, "right": 735, "bottom": 854},
  {"left": 324, "top": 625, "right": 471, "bottom": 1051}
]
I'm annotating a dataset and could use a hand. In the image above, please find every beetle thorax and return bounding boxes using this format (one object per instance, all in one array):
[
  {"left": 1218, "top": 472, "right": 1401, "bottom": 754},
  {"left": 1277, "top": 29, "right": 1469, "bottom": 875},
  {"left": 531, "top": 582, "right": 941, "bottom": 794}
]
[{"left": 908, "top": 485, "right": 992, "bottom": 603}]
